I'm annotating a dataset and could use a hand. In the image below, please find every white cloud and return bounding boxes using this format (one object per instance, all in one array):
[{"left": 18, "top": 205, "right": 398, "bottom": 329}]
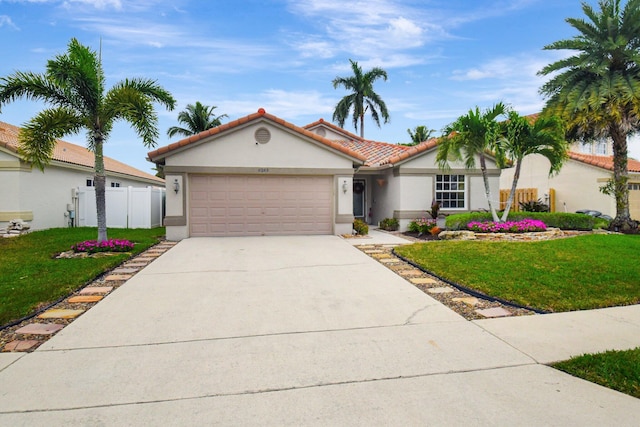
[
  {"left": 0, "top": 15, "right": 19, "bottom": 30},
  {"left": 221, "top": 89, "right": 335, "bottom": 119}
]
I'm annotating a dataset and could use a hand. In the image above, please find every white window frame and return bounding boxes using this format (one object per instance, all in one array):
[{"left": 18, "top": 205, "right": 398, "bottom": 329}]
[
  {"left": 110, "top": 182, "right": 121, "bottom": 188},
  {"left": 86, "top": 178, "right": 94, "bottom": 187},
  {"left": 435, "top": 174, "right": 466, "bottom": 210}
]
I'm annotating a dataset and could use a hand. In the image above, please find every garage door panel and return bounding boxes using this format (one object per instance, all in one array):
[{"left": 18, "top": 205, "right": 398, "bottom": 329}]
[{"left": 189, "top": 175, "right": 333, "bottom": 237}]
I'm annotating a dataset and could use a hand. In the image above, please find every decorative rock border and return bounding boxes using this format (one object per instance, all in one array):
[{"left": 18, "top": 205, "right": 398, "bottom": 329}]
[{"left": 439, "top": 228, "right": 599, "bottom": 242}]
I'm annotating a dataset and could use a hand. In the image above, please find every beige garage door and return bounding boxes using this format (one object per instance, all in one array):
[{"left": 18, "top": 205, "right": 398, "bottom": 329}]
[{"left": 189, "top": 175, "right": 333, "bottom": 237}]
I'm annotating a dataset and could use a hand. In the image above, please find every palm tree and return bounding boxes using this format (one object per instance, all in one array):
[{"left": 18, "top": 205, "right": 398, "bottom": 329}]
[
  {"left": 405, "top": 125, "right": 435, "bottom": 145},
  {"left": 500, "top": 112, "right": 569, "bottom": 221},
  {"left": 538, "top": 0, "right": 640, "bottom": 231},
  {"left": 0, "top": 38, "right": 175, "bottom": 242},
  {"left": 332, "top": 59, "right": 389, "bottom": 138},
  {"left": 436, "top": 103, "right": 508, "bottom": 222},
  {"left": 167, "top": 101, "right": 227, "bottom": 138}
]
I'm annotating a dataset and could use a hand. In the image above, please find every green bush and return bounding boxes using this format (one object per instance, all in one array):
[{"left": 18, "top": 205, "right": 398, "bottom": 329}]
[
  {"left": 519, "top": 199, "right": 550, "bottom": 212},
  {"left": 353, "top": 219, "right": 369, "bottom": 235},
  {"left": 445, "top": 212, "right": 596, "bottom": 231},
  {"left": 379, "top": 217, "right": 399, "bottom": 231}
]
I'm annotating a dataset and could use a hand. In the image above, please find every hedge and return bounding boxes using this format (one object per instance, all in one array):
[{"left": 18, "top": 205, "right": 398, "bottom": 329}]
[{"left": 445, "top": 212, "right": 597, "bottom": 231}]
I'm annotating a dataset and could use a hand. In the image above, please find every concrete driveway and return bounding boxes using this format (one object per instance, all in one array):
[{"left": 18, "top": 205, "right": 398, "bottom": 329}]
[{"left": 1, "top": 235, "right": 639, "bottom": 425}]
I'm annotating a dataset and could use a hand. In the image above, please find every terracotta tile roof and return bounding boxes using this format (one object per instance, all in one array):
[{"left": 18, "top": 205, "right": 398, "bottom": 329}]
[
  {"left": 147, "top": 108, "right": 368, "bottom": 163},
  {"left": 0, "top": 120, "right": 164, "bottom": 184},
  {"left": 380, "top": 138, "right": 440, "bottom": 165},
  {"left": 303, "top": 118, "right": 365, "bottom": 142},
  {"left": 568, "top": 151, "right": 640, "bottom": 173},
  {"left": 333, "top": 139, "right": 410, "bottom": 166}
]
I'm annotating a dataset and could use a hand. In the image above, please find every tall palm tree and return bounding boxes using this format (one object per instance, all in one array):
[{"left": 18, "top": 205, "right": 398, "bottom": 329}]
[
  {"left": 436, "top": 103, "right": 508, "bottom": 222},
  {"left": 538, "top": 0, "right": 640, "bottom": 231},
  {"left": 167, "top": 101, "right": 227, "bottom": 138},
  {"left": 0, "top": 38, "right": 175, "bottom": 242},
  {"left": 405, "top": 125, "right": 435, "bottom": 145},
  {"left": 500, "top": 112, "right": 569, "bottom": 221},
  {"left": 332, "top": 59, "right": 389, "bottom": 138}
]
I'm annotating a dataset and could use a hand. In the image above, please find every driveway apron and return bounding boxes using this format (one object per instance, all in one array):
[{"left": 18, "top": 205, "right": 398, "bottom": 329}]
[{"left": 1, "top": 236, "right": 639, "bottom": 425}]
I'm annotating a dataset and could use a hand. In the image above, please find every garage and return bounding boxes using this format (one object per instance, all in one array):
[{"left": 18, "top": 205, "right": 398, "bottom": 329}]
[{"left": 189, "top": 174, "right": 333, "bottom": 237}]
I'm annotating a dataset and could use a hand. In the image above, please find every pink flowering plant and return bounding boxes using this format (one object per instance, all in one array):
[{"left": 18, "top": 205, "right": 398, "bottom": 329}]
[
  {"left": 71, "top": 238, "right": 135, "bottom": 254},
  {"left": 408, "top": 218, "right": 437, "bottom": 235},
  {"left": 467, "top": 219, "right": 547, "bottom": 233}
]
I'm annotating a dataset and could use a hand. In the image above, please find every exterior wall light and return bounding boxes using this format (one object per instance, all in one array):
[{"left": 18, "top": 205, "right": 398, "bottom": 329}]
[
  {"left": 173, "top": 178, "right": 180, "bottom": 194},
  {"left": 342, "top": 180, "right": 348, "bottom": 194}
]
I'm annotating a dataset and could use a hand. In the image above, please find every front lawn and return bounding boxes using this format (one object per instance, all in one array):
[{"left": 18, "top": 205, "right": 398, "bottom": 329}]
[
  {"left": 0, "top": 227, "right": 165, "bottom": 326},
  {"left": 394, "top": 234, "right": 640, "bottom": 312},
  {"left": 553, "top": 348, "right": 640, "bottom": 399}
]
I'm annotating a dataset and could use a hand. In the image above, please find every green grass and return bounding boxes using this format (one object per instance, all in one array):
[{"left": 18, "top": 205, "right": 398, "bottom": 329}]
[
  {"left": 394, "top": 234, "right": 640, "bottom": 312},
  {"left": 553, "top": 348, "right": 640, "bottom": 399},
  {"left": 0, "top": 227, "right": 165, "bottom": 326}
]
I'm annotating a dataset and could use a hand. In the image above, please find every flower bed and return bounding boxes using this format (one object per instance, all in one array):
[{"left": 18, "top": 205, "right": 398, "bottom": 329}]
[
  {"left": 71, "top": 239, "right": 134, "bottom": 254},
  {"left": 408, "top": 218, "right": 437, "bottom": 235},
  {"left": 467, "top": 219, "right": 546, "bottom": 233}
]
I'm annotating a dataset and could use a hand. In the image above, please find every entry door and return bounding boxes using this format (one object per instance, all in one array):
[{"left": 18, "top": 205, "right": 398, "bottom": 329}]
[{"left": 353, "top": 179, "right": 366, "bottom": 219}]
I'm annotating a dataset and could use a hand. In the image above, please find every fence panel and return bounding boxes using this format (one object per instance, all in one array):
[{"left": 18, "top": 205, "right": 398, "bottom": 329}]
[
  {"left": 499, "top": 188, "right": 538, "bottom": 212},
  {"left": 76, "top": 186, "right": 165, "bottom": 228}
]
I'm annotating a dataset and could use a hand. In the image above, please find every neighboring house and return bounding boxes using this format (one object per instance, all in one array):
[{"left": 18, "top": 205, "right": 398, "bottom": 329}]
[
  {"left": 148, "top": 108, "right": 501, "bottom": 240},
  {"left": 0, "top": 120, "right": 165, "bottom": 230},
  {"left": 499, "top": 140, "right": 640, "bottom": 219}
]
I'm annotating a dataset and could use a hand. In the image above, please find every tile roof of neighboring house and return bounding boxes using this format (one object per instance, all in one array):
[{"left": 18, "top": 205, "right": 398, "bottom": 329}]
[
  {"left": 0, "top": 120, "right": 164, "bottom": 184},
  {"left": 147, "top": 108, "right": 368, "bottom": 163},
  {"left": 568, "top": 151, "right": 640, "bottom": 173}
]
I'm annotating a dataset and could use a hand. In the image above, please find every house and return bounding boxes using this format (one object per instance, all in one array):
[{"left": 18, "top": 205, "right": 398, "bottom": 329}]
[
  {"left": 147, "top": 108, "right": 501, "bottom": 240},
  {"left": 499, "top": 140, "right": 640, "bottom": 219},
  {"left": 0, "top": 120, "right": 165, "bottom": 230}
]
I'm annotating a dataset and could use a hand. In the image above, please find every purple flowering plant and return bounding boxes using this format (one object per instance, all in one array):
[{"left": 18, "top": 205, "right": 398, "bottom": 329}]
[
  {"left": 71, "top": 238, "right": 135, "bottom": 254},
  {"left": 467, "top": 219, "right": 547, "bottom": 233},
  {"left": 408, "top": 218, "right": 437, "bottom": 235}
]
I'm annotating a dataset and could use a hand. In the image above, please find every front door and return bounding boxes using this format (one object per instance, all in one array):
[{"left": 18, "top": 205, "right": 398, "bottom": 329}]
[{"left": 353, "top": 179, "right": 366, "bottom": 220}]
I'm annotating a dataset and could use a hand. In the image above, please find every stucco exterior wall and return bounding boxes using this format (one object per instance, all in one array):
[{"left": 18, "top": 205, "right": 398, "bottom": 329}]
[{"left": 500, "top": 154, "right": 616, "bottom": 216}]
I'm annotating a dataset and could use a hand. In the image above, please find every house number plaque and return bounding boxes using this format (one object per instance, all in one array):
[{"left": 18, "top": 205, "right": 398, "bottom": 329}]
[{"left": 258, "top": 168, "right": 269, "bottom": 173}]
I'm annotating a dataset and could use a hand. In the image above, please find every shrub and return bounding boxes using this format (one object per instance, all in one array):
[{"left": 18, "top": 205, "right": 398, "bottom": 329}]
[
  {"left": 408, "top": 217, "right": 437, "bottom": 235},
  {"left": 446, "top": 212, "right": 595, "bottom": 231},
  {"left": 379, "top": 217, "right": 399, "bottom": 231},
  {"left": 353, "top": 219, "right": 369, "bottom": 235},
  {"left": 71, "top": 238, "right": 134, "bottom": 254},
  {"left": 519, "top": 199, "right": 550, "bottom": 212},
  {"left": 467, "top": 219, "right": 547, "bottom": 233}
]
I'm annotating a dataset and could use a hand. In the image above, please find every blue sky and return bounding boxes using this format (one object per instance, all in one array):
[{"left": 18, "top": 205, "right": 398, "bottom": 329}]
[{"left": 0, "top": 0, "right": 620, "bottom": 174}]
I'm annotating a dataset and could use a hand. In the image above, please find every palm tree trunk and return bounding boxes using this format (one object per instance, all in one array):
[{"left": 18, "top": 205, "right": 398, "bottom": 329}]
[
  {"left": 610, "top": 125, "right": 635, "bottom": 231},
  {"left": 480, "top": 154, "right": 500, "bottom": 222},
  {"left": 94, "top": 137, "right": 108, "bottom": 243},
  {"left": 501, "top": 158, "right": 522, "bottom": 222},
  {"left": 359, "top": 113, "right": 364, "bottom": 139}
]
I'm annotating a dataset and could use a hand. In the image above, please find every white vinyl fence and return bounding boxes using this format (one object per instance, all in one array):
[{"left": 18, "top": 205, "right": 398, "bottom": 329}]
[{"left": 76, "top": 186, "right": 165, "bottom": 229}]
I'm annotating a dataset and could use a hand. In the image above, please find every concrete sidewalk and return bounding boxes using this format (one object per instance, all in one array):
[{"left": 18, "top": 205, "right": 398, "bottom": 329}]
[{"left": 0, "top": 235, "right": 639, "bottom": 425}]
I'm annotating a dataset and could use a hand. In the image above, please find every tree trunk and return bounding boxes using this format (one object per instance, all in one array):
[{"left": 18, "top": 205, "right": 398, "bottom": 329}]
[
  {"left": 359, "top": 113, "right": 364, "bottom": 139},
  {"left": 94, "top": 136, "right": 108, "bottom": 243},
  {"left": 480, "top": 154, "right": 500, "bottom": 222},
  {"left": 501, "top": 158, "right": 522, "bottom": 222},
  {"left": 610, "top": 125, "right": 636, "bottom": 232}
]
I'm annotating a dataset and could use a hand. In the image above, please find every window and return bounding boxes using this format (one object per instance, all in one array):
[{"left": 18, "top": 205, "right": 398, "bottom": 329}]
[
  {"left": 110, "top": 182, "right": 121, "bottom": 188},
  {"left": 595, "top": 141, "right": 608, "bottom": 155},
  {"left": 86, "top": 179, "right": 94, "bottom": 187},
  {"left": 629, "top": 183, "right": 640, "bottom": 191},
  {"left": 435, "top": 174, "right": 465, "bottom": 209}
]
